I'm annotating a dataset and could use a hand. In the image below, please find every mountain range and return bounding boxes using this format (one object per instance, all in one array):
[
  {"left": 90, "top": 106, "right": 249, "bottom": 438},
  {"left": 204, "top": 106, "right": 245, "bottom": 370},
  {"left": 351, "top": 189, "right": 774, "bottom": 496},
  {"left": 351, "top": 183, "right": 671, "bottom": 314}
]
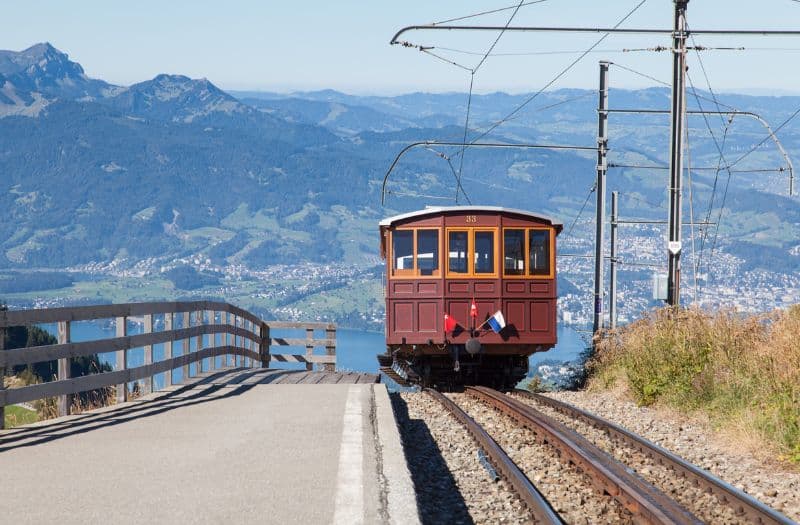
[{"left": 0, "top": 43, "right": 798, "bottom": 285}]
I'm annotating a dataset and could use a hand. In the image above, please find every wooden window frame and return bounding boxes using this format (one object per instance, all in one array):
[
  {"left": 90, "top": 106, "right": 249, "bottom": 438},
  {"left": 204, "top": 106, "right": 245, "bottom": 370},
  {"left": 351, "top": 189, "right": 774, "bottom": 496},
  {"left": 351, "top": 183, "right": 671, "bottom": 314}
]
[
  {"left": 502, "top": 227, "right": 555, "bottom": 279},
  {"left": 388, "top": 228, "right": 442, "bottom": 279},
  {"left": 445, "top": 227, "right": 499, "bottom": 279},
  {"left": 502, "top": 228, "right": 527, "bottom": 277},
  {"left": 472, "top": 228, "right": 499, "bottom": 278},
  {"left": 415, "top": 228, "right": 442, "bottom": 278},
  {"left": 528, "top": 228, "right": 553, "bottom": 278}
]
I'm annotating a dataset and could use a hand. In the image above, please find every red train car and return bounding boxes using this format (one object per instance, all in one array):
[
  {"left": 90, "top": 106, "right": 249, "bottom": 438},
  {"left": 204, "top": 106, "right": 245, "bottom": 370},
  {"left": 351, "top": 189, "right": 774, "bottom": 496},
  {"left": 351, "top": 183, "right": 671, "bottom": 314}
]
[{"left": 378, "top": 206, "right": 563, "bottom": 389}]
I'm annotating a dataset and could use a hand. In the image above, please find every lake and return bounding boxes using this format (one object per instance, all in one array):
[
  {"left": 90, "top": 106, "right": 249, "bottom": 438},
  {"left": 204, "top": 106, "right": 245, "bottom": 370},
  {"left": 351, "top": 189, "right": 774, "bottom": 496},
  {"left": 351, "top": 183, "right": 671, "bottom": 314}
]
[{"left": 40, "top": 321, "right": 588, "bottom": 390}]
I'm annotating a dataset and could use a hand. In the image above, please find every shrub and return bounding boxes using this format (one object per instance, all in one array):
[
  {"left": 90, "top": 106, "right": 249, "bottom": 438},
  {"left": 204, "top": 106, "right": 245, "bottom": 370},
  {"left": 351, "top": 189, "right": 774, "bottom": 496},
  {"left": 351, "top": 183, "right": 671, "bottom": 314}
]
[{"left": 590, "top": 306, "right": 800, "bottom": 462}]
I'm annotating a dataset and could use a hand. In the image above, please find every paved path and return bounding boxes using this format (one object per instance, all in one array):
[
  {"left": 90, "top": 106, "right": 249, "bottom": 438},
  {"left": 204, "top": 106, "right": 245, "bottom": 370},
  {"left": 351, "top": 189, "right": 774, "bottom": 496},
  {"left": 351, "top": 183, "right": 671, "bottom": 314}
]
[{"left": 0, "top": 368, "right": 417, "bottom": 524}]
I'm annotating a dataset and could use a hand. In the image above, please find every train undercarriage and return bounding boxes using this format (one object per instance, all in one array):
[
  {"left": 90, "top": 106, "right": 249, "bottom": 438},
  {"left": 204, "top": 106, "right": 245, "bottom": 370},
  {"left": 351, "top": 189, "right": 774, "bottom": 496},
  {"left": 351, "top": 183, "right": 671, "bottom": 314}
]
[{"left": 378, "top": 344, "right": 535, "bottom": 391}]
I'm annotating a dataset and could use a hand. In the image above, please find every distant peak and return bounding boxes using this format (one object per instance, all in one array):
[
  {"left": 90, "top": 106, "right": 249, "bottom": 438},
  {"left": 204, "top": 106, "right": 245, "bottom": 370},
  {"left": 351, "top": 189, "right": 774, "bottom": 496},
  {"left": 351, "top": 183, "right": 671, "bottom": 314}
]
[
  {"left": 146, "top": 74, "right": 218, "bottom": 91},
  {"left": 25, "top": 42, "right": 56, "bottom": 52},
  {"left": 152, "top": 73, "right": 191, "bottom": 83},
  {"left": 21, "top": 42, "right": 67, "bottom": 61}
]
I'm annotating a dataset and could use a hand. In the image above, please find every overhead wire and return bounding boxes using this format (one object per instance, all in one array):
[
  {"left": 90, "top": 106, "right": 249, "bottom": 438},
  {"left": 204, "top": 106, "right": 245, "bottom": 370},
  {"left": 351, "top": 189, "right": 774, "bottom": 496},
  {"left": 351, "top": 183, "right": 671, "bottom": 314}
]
[
  {"left": 434, "top": 46, "right": 631, "bottom": 57},
  {"left": 422, "top": 146, "right": 473, "bottom": 204},
  {"left": 607, "top": 56, "right": 799, "bottom": 278},
  {"left": 623, "top": 192, "right": 663, "bottom": 210},
  {"left": 566, "top": 182, "right": 597, "bottom": 238},
  {"left": 724, "top": 105, "right": 800, "bottom": 170},
  {"left": 472, "top": 0, "right": 525, "bottom": 73},
  {"left": 457, "top": 74, "right": 475, "bottom": 202},
  {"left": 610, "top": 163, "right": 784, "bottom": 173},
  {"left": 420, "top": 48, "right": 474, "bottom": 72},
  {"left": 449, "top": 0, "right": 651, "bottom": 156},
  {"left": 610, "top": 61, "right": 738, "bottom": 111},
  {"left": 455, "top": 0, "right": 526, "bottom": 202},
  {"left": 433, "top": 45, "right": 746, "bottom": 57},
  {"left": 431, "top": 0, "right": 548, "bottom": 26},
  {"left": 614, "top": 50, "right": 800, "bottom": 182},
  {"left": 708, "top": 157, "right": 735, "bottom": 261},
  {"left": 463, "top": 91, "right": 596, "bottom": 129},
  {"left": 684, "top": 112, "right": 699, "bottom": 304},
  {"left": 685, "top": 81, "right": 734, "bottom": 278},
  {"left": 685, "top": 23, "right": 739, "bottom": 280}
]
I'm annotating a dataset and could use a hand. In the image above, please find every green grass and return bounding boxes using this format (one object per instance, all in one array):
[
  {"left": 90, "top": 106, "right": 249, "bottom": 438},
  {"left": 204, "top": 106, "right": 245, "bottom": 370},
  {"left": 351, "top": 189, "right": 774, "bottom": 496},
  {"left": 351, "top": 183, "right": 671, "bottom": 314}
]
[
  {"left": 290, "top": 279, "right": 383, "bottom": 318},
  {"left": 4, "top": 405, "right": 39, "bottom": 428}
]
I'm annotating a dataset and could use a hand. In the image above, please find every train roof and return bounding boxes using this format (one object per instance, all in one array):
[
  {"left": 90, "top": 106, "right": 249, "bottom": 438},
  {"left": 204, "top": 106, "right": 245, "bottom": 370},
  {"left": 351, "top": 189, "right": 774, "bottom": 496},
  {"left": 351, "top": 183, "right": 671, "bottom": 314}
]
[{"left": 379, "top": 206, "right": 563, "bottom": 232}]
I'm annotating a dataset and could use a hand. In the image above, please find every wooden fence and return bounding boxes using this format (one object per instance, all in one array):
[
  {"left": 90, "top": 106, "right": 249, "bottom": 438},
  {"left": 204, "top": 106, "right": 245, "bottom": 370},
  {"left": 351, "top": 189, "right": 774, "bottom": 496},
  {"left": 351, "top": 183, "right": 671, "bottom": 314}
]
[{"left": 0, "top": 301, "right": 336, "bottom": 429}]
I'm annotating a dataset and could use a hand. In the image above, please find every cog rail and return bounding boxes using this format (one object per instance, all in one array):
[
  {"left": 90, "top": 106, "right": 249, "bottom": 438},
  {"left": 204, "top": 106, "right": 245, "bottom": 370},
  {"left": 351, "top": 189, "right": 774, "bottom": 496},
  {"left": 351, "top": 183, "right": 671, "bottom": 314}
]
[
  {"left": 515, "top": 390, "right": 795, "bottom": 525},
  {"left": 467, "top": 386, "right": 702, "bottom": 525},
  {"left": 424, "top": 389, "right": 562, "bottom": 524}
]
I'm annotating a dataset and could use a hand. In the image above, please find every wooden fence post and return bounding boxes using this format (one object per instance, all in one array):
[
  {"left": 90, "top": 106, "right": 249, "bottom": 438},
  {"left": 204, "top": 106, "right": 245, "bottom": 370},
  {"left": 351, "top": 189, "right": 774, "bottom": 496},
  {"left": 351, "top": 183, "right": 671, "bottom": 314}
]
[
  {"left": 236, "top": 315, "right": 246, "bottom": 368},
  {"left": 164, "top": 312, "right": 173, "bottom": 388},
  {"left": 241, "top": 318, "right": 247, "bottom": 368},
  {"left": 209, "top": 311, "right": 217, "bottom": 371},
  {"left": 195, "top": 310, "right": 204, "bottom": 375},
  {"left": 305, "top": 327, "right": 314, "bottom": 371},
  {"left": 182, "top": 311, "right": 190, "bottom": 381},
  {"left": 57, "top": 321, "right": 71, "bottom": 416},
  {"left": 0, "top": 326, "right": 6, "bottom": 430},
  {"left": 245, "top": 319, "right": 251, "bottom": 368},
  {"left": 325, "top": 325, "right": 336, "bottom": 373},
  {"left": 231, "top": 314, "right": 239, "bottom": 368},
  {"left": 115, "top": 316, "right": 127, "bottom": 404},
  {"left": 260, "top": 322, "right": 270, "bottom": 369},
  {"left": 224, "top": 312, "right": 230, "bottom": 368},
  {"left": 143, "top": 314, "right": 153, "bottom": 395}
]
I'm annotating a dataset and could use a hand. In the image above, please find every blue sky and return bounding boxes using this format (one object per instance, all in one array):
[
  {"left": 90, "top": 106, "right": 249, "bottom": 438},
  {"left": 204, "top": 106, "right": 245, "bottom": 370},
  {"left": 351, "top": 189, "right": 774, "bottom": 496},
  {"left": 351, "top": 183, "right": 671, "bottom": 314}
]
[{"left": 4, "top": 1, "right": 800, "bottom": 94}]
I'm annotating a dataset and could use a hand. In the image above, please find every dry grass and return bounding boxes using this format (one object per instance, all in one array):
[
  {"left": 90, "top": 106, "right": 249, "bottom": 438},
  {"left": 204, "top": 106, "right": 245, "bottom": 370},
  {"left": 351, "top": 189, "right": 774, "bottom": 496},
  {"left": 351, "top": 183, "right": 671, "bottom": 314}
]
[
  {"left": 6, "top": 371, "right": 116, "bottom": 421},
  {"left": 590, "top": 305, "right": 800, "bottom": 463}
]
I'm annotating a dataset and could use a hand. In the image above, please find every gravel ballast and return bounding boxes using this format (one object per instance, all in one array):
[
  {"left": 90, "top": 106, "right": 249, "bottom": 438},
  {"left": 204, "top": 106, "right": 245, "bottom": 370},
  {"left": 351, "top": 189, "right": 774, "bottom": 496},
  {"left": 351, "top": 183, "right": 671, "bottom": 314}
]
[
  {"left": 511, "top": 392, "right": 742, "bottom": 524},
  {"left": 392, "top": 392, "right": 534, "bottom": 524},
  {"left": 545, "top": 389, "right": 800, "bottom": 522},
  {"left": 450, "top": 393, "right": 635, "bottom": 524}
]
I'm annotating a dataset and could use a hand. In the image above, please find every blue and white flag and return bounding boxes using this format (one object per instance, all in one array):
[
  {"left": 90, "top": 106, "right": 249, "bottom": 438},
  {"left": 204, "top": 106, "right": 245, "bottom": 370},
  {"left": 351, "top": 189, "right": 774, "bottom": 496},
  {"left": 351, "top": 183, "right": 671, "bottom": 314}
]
[{"left": 486, "top": 310, "right": 506, "bottom": 333}]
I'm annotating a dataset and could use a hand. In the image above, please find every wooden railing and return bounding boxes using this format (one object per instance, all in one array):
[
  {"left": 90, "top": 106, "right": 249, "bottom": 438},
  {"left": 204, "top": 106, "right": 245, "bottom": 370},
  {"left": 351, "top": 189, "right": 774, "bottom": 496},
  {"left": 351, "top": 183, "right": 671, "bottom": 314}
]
[{"left": 0, "top": 301, "right": 336, "bottom": 429}]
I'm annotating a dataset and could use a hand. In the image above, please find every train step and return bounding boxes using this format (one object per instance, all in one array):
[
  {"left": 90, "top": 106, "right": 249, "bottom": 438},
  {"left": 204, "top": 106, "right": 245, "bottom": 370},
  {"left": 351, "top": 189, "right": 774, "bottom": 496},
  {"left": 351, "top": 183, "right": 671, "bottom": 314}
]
[{"left": 379, "top": 366, "right": 412, "bottom": 386}]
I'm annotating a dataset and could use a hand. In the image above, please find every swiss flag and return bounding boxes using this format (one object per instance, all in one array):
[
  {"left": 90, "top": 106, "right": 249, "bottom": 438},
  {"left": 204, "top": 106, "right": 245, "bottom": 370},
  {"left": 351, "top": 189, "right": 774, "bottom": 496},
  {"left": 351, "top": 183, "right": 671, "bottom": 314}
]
[
  {"left": 444, "top": 313, "right": 458, "bottom": 332},
  {"left": 470, "top": 299, "right": 478, "bottom": 318}
]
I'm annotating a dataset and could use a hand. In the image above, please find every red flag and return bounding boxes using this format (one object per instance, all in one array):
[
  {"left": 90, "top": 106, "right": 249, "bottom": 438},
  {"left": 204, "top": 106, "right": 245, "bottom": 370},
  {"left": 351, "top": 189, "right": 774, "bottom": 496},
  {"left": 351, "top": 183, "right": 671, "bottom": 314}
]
[
  {"left": 444, "top": 313, "right": 458, "bottom": 332},
  {"left": 470, "top": 299, "right": 478, "bottom": 318}
]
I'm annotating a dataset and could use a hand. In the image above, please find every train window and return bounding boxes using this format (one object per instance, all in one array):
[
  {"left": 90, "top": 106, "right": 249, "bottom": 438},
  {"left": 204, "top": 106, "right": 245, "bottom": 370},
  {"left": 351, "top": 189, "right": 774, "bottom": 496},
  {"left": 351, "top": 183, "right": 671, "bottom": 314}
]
[
  {"left": 529, "top": 229, "right": 551, "bottom": 276},
  {"left": 448, "top": 231, "right": 469, "bottom": 274},
  {"left": 474, "top": 231, "right": 495, "bottom": 274},
  {"left": 503, "top": 229, "right": 526, "bottom": 276},
  {"left": 417, "top": 229, "right": 439, "bottom": 276},
  {"left": 392, "top": 230, "right": 414, "bottom": 276}
]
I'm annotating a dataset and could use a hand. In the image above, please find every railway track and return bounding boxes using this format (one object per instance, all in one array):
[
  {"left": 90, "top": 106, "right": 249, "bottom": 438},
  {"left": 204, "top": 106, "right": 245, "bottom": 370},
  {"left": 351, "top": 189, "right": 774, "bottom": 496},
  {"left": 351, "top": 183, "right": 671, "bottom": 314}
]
[
  {"left": 463, "top": 386, "right": 702, "bottom": 525},
  {"left": 512, "top": 390, "right": 796, "bottom": 525},
  {"left": 421, "top": 387, "right": 796, "bottom": 524},
  {"left": 424, "top": 388, "right": 562, "bottom": 524}
]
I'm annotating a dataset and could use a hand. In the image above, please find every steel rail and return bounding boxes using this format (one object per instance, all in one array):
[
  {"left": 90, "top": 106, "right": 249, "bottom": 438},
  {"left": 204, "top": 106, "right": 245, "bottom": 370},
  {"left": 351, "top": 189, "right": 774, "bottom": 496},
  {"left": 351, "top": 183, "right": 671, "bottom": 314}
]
[
  {"left": 466, "top": 386, "right": 702, "bottom": 525},
  {"left": 515, "top": 390, "right": 796, "bottom": 525},
  {"left": 424, "top": 389, "right": 562, "bottom": 524}
]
